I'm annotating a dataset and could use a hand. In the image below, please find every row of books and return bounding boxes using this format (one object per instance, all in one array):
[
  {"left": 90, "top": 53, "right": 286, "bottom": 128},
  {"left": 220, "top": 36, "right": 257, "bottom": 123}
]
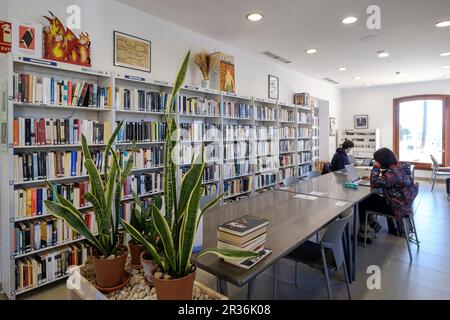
[
  {"left": 279, "top": 109, "right": 295, "bottom": 122},
  {"left": 298, "top": 128, "right": 312, "bottom": 138},
  {"left": 297, "top": 112, "right": 312, "bottom": 124},
  {"left": 119, "top": 147, "right": 164, "bottom": 170},
  {"left": 255, "top": 173, "right": 276, "bottom": 189},
  {"left": 178, "top": 144, "right": 220, "bottom": 165},
  {"left": 257, "top": 141, "right": 278, "bottom": 156},
  {"left": 13, "top": 151, "right": 105, "bottom": 182},
  {"left": 203, "top": 183, "right": 219, "bottom": 197},
  {"left": 14, "top": 213, "right": 97, "bottom": 254},
  {"left": 15, "top": 243, "right": 89, "bottom": 292},
  {"left": 280, "top": 140, "right": 295, "bottom": 153},
  {"left": 178, "top": 123, "right": 221, "bottom": 142},
  {"left": 223, "top": 161, "right": 252, "bottom": 179},
  {"left": 298, "top": 140, "right": 312, "bottom": 150},
  {"left": 279, "top": 127, "right": 297, "bottom": 139},
  {"left": 312, "top": 128, "right": 319, "bottom": 138},
  {"left": 279, "top": 167, "right": 296, "bottom": 181},
  {"left": 299, "top": 152, "right": 312, "bottom": 163},
  {"left": 181, "top": 164, "right": 220, "bottom": 183},
  {"left": 299, "top": 165, "right": 312, "bottom": 177},
  {"left": 280, "top": 154, "right": 296, "bottom": 167},
  {"left": 224, "top": 176, "right": 253, "bottom": 197},
  {"left": 223, "top": 125, "right": 253, "bottom": 141},
  {"left": 13, "top": 73, "right": 110, "bottom": 108},
  {"left": 14, "top": 182, "right": 90, "bottom": 219},
  {"left": 115, "top": 87, "right": 169, "bottom": 112},
  {"left": 223, "top": 102, "right": 253, "bottom": 119},
  {"left": 123, "top": 173, "right": 164, "bottom": 198},
  {"left": 224, "top": 141, "right": 250, "bottom": 160},
  {"left": 13, "top": 118, "right": 111, "bottom": 146},
  {"left": 256, "top": 106, "right": 277, "bottom": 121},
  {"left": 256, "top": 126, "right": 278, "bottom": 140},
  {"left": 218, "top": 215, "right": 271, "bottom": 269},
  {"left": 178, "top": 96, "right": 220, "bottom": 116},
  {"left": 116, "top": 121, "right": 167, "bottom": 143},
  {"left": 256, "top": 156, "right": 278, "bottom": 173}
]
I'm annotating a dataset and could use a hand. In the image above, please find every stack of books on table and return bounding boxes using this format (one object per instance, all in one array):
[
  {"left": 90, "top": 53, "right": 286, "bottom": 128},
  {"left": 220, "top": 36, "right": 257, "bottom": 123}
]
[{"left": 217, "top": 215, "right": 272, "bottom": 269}]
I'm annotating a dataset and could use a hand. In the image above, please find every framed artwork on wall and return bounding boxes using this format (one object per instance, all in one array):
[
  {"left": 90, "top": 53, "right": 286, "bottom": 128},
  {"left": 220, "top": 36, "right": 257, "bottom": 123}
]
[
  {"left": 268, "top": 74, "right": 279, "bottom": 100},
  {"left": 12, "top": 20, "right": 42, "bottom": 58},
  {"left": 329, "top": 117, "right": 337, "bottom": 136},
  {"left": 354, "top": 115, "right": 369, "bottom": 129},
  {"left": 114, "top": 31, "right": 151, "bottom": 72}
]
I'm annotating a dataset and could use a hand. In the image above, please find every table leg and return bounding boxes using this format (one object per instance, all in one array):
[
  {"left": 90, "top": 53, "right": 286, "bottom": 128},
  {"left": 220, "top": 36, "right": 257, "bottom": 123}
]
[
  {"left": 217, "top": 278, "right": 228, "bottom": 296},
  {"left": 352, "top": 203, "right": 359, "bottom": 282},
  {"left": 273, "top": 263, "right": 278, "bottom": 299},
  {"left": 344, "top": 224, "right": 352, "bottom": 283},
  {"left": 247, "top": 279, "right": 256, "bottom": 300}
]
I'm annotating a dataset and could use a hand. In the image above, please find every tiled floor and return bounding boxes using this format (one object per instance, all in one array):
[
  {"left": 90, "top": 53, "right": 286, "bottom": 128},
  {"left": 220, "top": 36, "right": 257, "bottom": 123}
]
[{"left": 2, "top": 180, "right": 449, "bottom": 300}]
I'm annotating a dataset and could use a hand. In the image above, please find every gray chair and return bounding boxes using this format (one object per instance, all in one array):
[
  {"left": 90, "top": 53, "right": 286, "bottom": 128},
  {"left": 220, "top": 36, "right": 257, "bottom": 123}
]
[
  {"left": 431, "top": 155, "right": 450, "bottom": 191},
  {"left": 274, "top": 214, "right": 353, "bottom": 300},
  {"left": 364, "top": 210, "right": 419, "bottom": 261},
  {"left": 283, "top": 176, "right": 299, "bottom": 187}
]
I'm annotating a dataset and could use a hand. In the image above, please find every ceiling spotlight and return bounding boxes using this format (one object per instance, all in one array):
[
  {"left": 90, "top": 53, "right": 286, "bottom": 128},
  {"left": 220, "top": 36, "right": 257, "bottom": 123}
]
[
  {"left": 377, "top": 51, "right": 390, "bottom": 58},
  {"left": 305, "top": 48, "right": 318, "bottom": 54},
  {"left": 247, "top": 13, "right": 263, "bottom": 22},
  {"left": 353, "top": 76, "right": 361, "bottom": 80},
  {"left": 338, "top": 67, "right": 347, "bottom": 71},
  {"left": 436, "top": 20, "right": 450, "bottom": 28},
  {"left": 342, "top": 16, "right": 358, "bottom": 24},
  {"left": 440, "top": 51, "right": 450, "bottom": 57}
]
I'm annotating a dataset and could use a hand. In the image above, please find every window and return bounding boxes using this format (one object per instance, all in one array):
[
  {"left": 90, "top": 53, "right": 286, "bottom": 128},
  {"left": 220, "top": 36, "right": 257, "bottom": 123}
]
[{"left": 394, "top": 95, "right": 450, "bottom": 169}]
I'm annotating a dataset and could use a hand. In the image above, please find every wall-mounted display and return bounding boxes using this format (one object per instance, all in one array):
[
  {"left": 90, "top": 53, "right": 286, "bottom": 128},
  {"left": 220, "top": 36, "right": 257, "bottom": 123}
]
[
  {"left": 354, "top": 114, "right": 369, "bottom": 129},
  {"left": 114, "top": 31, "right": 151, "bottom": 72},
  {"left": 210, "top": 52, "right": 235, "bottom": 93},
  {"left": 268, "top": 74, "right": 279, "bottom": 100}
]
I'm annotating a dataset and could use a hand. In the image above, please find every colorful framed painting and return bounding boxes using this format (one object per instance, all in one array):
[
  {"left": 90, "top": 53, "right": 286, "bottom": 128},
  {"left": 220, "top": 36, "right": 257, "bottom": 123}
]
[{"left": 114, "top": 31, "right": 151, "bottom": 72}]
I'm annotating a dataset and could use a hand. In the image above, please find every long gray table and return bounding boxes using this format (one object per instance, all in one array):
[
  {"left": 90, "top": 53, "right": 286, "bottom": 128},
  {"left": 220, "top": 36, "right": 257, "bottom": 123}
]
[
  {"left": 196, "top": 190, "right": 354, "bottom": 300},
  {"left": 276, "top": 172, "right": 374, "bottom": 281}
]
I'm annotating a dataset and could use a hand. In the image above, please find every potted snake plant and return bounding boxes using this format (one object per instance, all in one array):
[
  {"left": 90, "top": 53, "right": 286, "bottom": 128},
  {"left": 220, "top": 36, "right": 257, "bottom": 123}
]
[
  {"left": 44, "top": 121, "right": 134, "bottom": 290},
  {"left": 122, "top": 50, "right": 258, "bottom": 300}
]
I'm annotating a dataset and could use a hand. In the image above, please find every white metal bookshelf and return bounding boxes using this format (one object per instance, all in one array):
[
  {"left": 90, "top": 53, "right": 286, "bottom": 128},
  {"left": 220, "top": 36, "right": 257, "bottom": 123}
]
[
  {"left": 338, "top": 128, "right": 381, "bottom": 159},
  {"left": 0, "top": 53, "right": 317, "bottom": 298}
]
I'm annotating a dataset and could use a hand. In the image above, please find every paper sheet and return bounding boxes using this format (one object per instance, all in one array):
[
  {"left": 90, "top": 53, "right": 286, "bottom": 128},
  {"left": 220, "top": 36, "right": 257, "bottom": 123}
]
[
  {"left": 309, "top": 191, "right": 328, "bottom": 197},
  {"left": 294, "top": 194, "right": 319, "bottom": 201},
  {"left": 335, "top": 201, "right": 349, "bottom": 207}
]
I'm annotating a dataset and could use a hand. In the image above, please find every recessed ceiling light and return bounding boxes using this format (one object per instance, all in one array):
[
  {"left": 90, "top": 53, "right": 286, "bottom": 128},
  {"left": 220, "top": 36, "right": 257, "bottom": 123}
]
[
  {"left": 440, "top": 51, "right": 450, "bottom": 57},
  {"left": 338, "top": 67, "right": 347, "bottom": 71},
  {"left": 377, "top": 51, "right": 390, "bottom": 58},
  {"left": 247, "top": 13, "right": 263, "bottom": 22},
  {"left": 436, "top": 20, "right": 450, "bottom": 28},
  {"left": 366, "top": 83, "right": 372, "bottom": 87},
  {"left": 305, "top": 48, "right": 318, "bottom": 54},
  {"left": 342, "top": 16, "right": 358, "bottom": 24},
  {"left": 353, "top": 76, "right": 361, "bottom": 80}
]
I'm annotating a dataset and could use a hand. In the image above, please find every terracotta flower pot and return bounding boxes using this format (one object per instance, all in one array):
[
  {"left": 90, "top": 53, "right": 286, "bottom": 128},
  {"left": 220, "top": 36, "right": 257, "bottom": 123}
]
[
  {"left": 128, "top": 240, "right": 144, "bottom": 267},
  {"left": 152, "top": 266, "right": 196, "bottom": 300},
  {"left": 92, "top": 247, "right": 128, "bottom": 289},
  {"left": 140, "top": 252, "right": 156, "bottom": 285}
]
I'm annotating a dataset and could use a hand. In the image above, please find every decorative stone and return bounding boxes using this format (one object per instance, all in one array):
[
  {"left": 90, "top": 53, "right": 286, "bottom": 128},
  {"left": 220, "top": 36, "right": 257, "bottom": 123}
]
[{"left": 154, "top": 272, "right": 163, "bottom": 279}]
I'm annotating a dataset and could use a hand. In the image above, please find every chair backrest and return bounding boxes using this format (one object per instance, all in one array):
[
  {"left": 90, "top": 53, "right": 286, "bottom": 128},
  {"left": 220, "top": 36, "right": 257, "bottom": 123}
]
[
  {"left": 430, "top": 155, "right": 439, "bottom": 170},
  {"left": 321, "top": 162, "right": 332, "bottom": 175},
  {"left": 321, "top": 213, "right": 353, "bottom": 268},
  {"left": 283, "top": 177, "right": 299, "bottom": 187},
  {"left": 307, "top": 171, "right": 321, "bottom": 180}
]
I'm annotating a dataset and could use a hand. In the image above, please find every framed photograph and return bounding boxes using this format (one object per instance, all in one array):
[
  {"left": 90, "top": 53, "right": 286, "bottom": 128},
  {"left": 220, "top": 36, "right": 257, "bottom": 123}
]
[
  {"left": 354, "top": 115, "right": 369, "bottom": 129},
  {"left": 268, "top": 74, "right": 279, "bottom": 100},
  {"left": 329, "top": 117, "right": 337, "bottom": 136},
  {"left": 114, "top": 31, "right": 151, "bottom": 72}
]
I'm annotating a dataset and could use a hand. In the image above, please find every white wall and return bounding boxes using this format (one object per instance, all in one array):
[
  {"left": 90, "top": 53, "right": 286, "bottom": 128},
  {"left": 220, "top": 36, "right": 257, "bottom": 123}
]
[
  {"left": 2, "top": 0, "right": 342, "bottom": 121},
  {"left": 342, "top": 79, "right": 450, "bottom": 178}
]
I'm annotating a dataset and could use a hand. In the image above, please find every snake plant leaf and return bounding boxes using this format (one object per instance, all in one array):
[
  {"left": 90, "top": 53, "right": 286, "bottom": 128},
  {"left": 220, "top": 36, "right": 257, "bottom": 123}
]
[
  {"left": 178, "top": 168, "right": 204, "bottom": 275},
  {"left": 197, "top": 193, "right": 226, "bottom": 230},
  {"left": 103, "top": 121, "right": 124, "bottom": 178},
  {"left": 54, "top": 192, "right": 84, "bottom": 221},
  {"left": 82, "top": 192, "right": 107, "bottom": 237},
  {"left": 168, "top": 50, "right": 190, "bottom": 114},
  {"left": 84, "top": 159, "right": 106, "bottom": 209},
  {"left": 122, "top": 219, "right": 165, "bottom": 272},
  {"left": 191, "top": 248, "right": 260, "bottom": 266},
  {"left": 151, "top": 204, "right": 177, "bottom": 272},
  {"left": 44, "top": 200, "right": 104, "bottom": 255},
  {"left": 81, "top": 134, "right": 93, "bottom": 163}
]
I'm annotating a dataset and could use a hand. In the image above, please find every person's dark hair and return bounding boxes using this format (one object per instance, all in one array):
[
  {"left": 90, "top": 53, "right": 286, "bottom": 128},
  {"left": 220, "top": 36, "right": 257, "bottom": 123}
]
[
  {"left": 374, "top": 148, "right": 398, "bottom": 169},
  {"left": 342, "top": 140, "right": 354, "bottom": 150}
]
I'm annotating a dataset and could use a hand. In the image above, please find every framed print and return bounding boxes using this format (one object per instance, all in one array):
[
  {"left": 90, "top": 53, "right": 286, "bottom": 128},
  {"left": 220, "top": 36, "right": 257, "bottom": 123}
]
[
  {"left": 0, "top": 21, "right": 12, "bottom": 54},
  {"left": 329, "top": 117, "right": 337, "bottom": 136},
  {"left": 268, "top": 74, "right": 279, "bottom": 100},
  {"left": 114, "top": 31, "right": 151, "bottom": 72},
  {"left": 12, "top": 20, "right": 42, "bottom": 58},
  {"left": 354, "top": 115, "right": 369, "bottom": 129}
]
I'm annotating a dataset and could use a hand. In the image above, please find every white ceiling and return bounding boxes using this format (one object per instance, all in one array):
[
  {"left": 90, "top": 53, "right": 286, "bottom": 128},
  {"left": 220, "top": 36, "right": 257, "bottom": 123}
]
[{"left": 117, "top": 0, "right": 450, "bottom": 88}]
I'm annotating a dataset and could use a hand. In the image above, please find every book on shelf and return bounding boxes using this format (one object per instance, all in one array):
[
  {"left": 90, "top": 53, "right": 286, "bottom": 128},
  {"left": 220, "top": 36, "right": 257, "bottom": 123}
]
[
  {"left": 224, "top": 141, "right": 250, "bottom": 160},
  {"left": 202, "top": 183, "right": 219, "bottom": 197},
  {"left": 178, "top": 122, "right": 221, "bottom": 142},
  {"left": 218, "top": 215, "right": 270, "bottom": 237},
  {"left": 178, "top": 96, "right": 219, "bottom": 116},
  {"left": 223, "top": 161, "right": 251, "bottom": 179},
  {"left": 123, "top": 173, "right": 163, "bottom": 198},
  {"left": 119, "top": 147, "right": 164, "bottom": 170},
  {"left": 223, "top": 125, "right": 252, "bottom": 141},
  {"left": 224, "top": 176, "right": 253, "bottom": 197},
  {"left": 117, "top": 121, "right": 166, "bottom": 143},
  {"left": 224, "top": 248, "right": 272, "bottom": 270},
  {"left": 178, "top": 144, "right": 220, "bottom": 165},
  {"left": 223, "top": 102, "right": 252, "bottom": 119},
  {"left": 181, "top": 164, "right": 220, "bottom": 183},
  {"left": 13, "top": 73, "right": 111, "bottom": 108},
  {"left": 256, "top": 106, "right": 277, "bottom": 121},
  {"left": 116, "top": 87, "right": 168, "bottom": 112},
  {"left": 256, "top": 173, "right": 276, "bottom": 189},
  {"left": 13, "top": 118, "right": 111, "bottom": 146},
  {"left": 256, "top": 126, "right": 278, "bottom": 140}
]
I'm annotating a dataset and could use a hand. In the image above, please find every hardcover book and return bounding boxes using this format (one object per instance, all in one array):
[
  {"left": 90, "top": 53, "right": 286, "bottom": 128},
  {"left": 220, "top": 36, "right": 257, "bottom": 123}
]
[{"left": 218, "top": 215, "right": 269, "bottom": 237}]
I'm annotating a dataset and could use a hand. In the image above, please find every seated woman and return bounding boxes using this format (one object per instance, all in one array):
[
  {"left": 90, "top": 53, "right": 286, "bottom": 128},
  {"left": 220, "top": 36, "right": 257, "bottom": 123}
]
[
  {"left": 330, "top": 140, "right": 354, "bottom": 172},
  {"left": 358, "top": 148, "right": 419, "bottom": 244}
]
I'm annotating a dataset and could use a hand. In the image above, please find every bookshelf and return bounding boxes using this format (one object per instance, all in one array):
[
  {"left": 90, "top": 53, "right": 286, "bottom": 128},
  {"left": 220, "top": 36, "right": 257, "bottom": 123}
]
[
  {"left": 311, "top": 99, "right": 320, "bottom": 167},
  {"left": 338, "top": 129, "right": 381, "bottom": 159},
  {"left": 0, "top": 53, "right": 317, "bottom": 298}
]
